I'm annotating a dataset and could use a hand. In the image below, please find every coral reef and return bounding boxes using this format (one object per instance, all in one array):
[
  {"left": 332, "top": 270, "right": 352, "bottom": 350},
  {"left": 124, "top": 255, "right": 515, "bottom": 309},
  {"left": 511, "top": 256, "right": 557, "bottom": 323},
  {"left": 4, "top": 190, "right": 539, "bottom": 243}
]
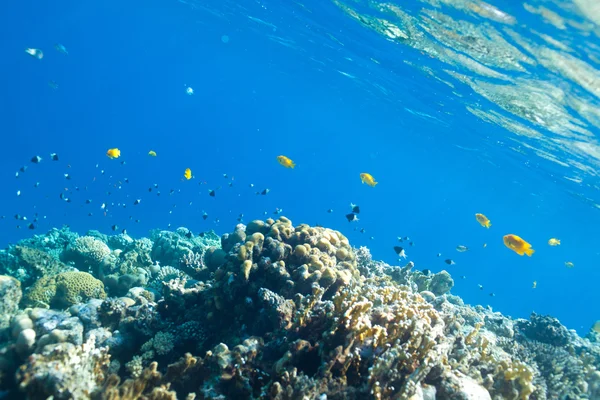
[{"left": 0, "top": 218, "right": 596, "bottom": 400}]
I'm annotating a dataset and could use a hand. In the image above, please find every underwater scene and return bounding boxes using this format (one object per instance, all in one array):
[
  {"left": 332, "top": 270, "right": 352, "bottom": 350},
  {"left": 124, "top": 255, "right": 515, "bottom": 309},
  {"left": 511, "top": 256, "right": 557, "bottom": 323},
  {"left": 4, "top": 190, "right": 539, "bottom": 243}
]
[{"left": 2, "top": 0, "right": 600, "bottom": 398}]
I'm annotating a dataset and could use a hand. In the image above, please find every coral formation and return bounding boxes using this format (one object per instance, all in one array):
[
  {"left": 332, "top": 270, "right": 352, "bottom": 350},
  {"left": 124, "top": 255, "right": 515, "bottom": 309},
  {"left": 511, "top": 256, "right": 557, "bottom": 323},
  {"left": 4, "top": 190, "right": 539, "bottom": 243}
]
[
  {"left": 0, "top": 218, "right": 596, "bottom": 399},
  {"left": 24, "top": 271, "right": 106, "bottom": 308}
]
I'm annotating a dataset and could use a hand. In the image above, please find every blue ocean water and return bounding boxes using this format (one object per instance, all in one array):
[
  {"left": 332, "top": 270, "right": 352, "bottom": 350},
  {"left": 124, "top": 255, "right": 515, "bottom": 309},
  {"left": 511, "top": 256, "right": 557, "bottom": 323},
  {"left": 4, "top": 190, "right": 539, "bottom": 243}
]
[{"left": 1, "top": 0, "right": 599, "bottom": 335}]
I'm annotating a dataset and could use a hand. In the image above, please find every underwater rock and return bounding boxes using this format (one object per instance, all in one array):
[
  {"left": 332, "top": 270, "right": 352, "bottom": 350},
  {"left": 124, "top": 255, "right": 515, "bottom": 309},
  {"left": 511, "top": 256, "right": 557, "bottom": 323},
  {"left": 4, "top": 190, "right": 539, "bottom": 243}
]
[{"left": 17, "top": 336, "right": 110, "bottom": 400}]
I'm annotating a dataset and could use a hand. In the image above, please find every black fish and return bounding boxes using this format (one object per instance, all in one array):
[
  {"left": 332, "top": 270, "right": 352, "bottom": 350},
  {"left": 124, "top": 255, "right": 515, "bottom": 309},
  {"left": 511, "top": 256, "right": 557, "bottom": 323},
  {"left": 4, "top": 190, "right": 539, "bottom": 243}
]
[
  {"left": 122, "top": 229, "right": 127, "bottom": 235},
  {"left": 345, "top": 213, "right": 358, "bottom": 222},
  {"left": 444, "top": 259, "right": 455, "bottom": 265},
  {"left": 148, "top": 188, "right": 152, "bottom": 192},
  {"left": 111, "top": 224, "right": 118, "bottom": 231},
  {"left": 185, "top": 231, "right": 192, "bottom": 238},
  {"left": 134, "top": 199, "right": 141, "bottom": 205},
  {"left": 359, "top": 228, "right": 365, "bottom": 233},
  {"left": 50, "top": 153, "right": 59, "bottom": 161},
  {"left": 202, "top": 212, "right": 208, "bottom": 220},
  {"left": 28, "top": 223, "right": 35, "bottom": 230},
  {"left": 261, "top": 188, "right": 270, "bottom": 195},
  {"left": 199, "top": 232, "right": 205, "bottom": 237},
  {"left": 393, "top": 246, "right": 405, "bottom": 255},
  {"left": 327, "top": 209, "right": 333, "bottom": 213},
  {"left": 86, "top": 199, "right": 92, "bottom": 204},
  {"left": 422, "top": 269, "right": 430, "bottom": 275},
  {"left": 209, "top": 190, "right": 215, "bottom": 197},
  {"left": 351, "top": 203, "right": 360, "bottom": 214},
  {"left": 31, "top": 155, "right": 42, "bottom": 164},
  {"left": 20, "top": 166, "right": 27, "bottom": 173}
]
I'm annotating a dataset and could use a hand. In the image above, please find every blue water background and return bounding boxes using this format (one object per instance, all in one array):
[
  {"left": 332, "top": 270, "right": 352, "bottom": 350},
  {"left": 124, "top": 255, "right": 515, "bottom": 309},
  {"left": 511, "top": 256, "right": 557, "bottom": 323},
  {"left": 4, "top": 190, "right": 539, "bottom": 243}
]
[{"left": 1, "top": 0, "right": 599, "bottom": 334}]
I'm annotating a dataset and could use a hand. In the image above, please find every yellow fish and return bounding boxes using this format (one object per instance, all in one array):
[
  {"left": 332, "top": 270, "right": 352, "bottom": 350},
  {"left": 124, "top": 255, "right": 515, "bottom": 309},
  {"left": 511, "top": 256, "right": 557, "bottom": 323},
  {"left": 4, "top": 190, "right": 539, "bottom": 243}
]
[
  {"left": 592, "top": 321, "right": 600, "bottom": 334},
  {"left": 184, "top": 168, "right": 192, "bottom": 180},
  {"left": 277, "top": 155, "right": 295, "bottom": 168},
  {"left": 106, "top": 148, "right": 121, "bottom": 159},
  {"left": 503, "top": 234, "right": 534, "bottom": 256},
  {"left": 475, "top": 213, "right": 491, "bottom": 228},
  {"left": 360, "top": 173, "right": 378, "bottom": 187},
  {"left": 148, "top": 150, "right": 157, "bottom": 157},
  {"left": 548, "top": 238, "right": 560, "bottom": 246},
  {"left": 565, "top": 261, "right": 574, "bottom": 268},
  {"left": 532, "top": 281, "right": 537, "bottom": 289}
]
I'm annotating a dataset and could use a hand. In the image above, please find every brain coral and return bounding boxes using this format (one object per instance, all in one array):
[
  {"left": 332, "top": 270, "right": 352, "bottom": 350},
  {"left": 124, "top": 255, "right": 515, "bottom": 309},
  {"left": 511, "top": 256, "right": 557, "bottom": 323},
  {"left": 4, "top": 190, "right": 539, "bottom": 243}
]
[
  {"left": 25, "top": 271, "right": 106, "bottom": 309},
  {"left": 63, "top": 236, "right": 111, "bottom": 270}
]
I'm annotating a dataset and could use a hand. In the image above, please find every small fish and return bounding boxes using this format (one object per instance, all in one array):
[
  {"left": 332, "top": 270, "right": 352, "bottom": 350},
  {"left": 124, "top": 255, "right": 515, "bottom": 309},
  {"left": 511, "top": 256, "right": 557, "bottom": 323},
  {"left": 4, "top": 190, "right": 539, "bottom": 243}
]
[
  {"left": 106, "top": 148, "right": 121, "bottom": 159},
  {"left": 437, "top": 253, "right": 442, "bottom": 257},
  {"left": 28, "top": 223, "right": 35, "bottom": 230},
  {"left": 461, "top": 275, "right": 466, "bottom": 279},
  {"left": 34, "top": 182, "right": 40, "bottom": 188},
  {"left": 445, "top": 259, "right": 455, "bottom": 265},
  {"left": 20, "top": 166, "right": 27, "bottom": 173},
  {"left": 273, "top": 208, "right": 283, "bottom": 215},
  {"left": 456, "top": 245, "right": 468, "bottom": 252},
  {"left": 565, "top": 261, "right": 574, "bottom": 268},
  {"left": 25, "top": 48, "right": 43, "bottom": 59},
  {"left": 101, "top": 203, "right": 106, "bottom": 209},
  {"left": 478, "top": 284, "right": 484, "bottom": 290},
  {"left": 133, "top": 199, "right": 141, "bottom": 205},
  {"left": 48, "top": 80, "right": 59, "bottom": 89},
  {"left": 359, "top": 228, "right": 365, "bottom": 233},
  {"left": 532, "top": 281, "right": 537, "bottom": 289},
  {"left": 475, "top": 213, "right": 491, "bottom": 228},
  {"left": 277, "top": 155, "right": 296, "bottom": 168},
  {"left": 393, "top": 246, "right": 407, "bottom": 259},
  {"left": 237, "top": 214, "right": 244, "bottom": 222},
  {"left": 223, "top": 173, "right": 228, "bottom": 178},
  {"left": 54, "top": 43, "right": 68, "bottom": 54},
  {"left": 350, "top": 203, "right": 360, "bottom": 214},
  {"left": 111, "top": 224, "right": 118, "bottom": 231},
  {"left": 369, "top": 236, "right": 375, "bottom": 240},
  {"left": 86, "top": 199, "right": 92, "bottom": 204},
  {"left": 209, "top": 190, "right": 215, "bottom": 197},
  {"left": 184, "top": 168, "right": 192, "bottom": 180},
  {"left": 31, "top": 155, "right": 42, "bottom": 164},
  {"left": 360, "top": 172, "right": 378, "bottom": 187},
  {"left": 185, "top": 231, "right": 192, "bottom": 239},
  {"left": 327, "top": 209, "right": 333, "bottom": 213},
  {"left": 592, "top": 321, "right": 600, "bottom": 334},
  {"left": 345, "top": 213, "right": 359, "bottom": 222},
  {"left": 122, "top": 229, "right": 127, "bottom": 235},
  {"left": 148, "top": 150, "right": 157, "bottom": 157},
  {"left": 202, "top": 211, "right": 208, "bottom": 220},
  {"left": 548, "top": 238, "right": 561, "bottom": 246},
  {"left": 503, "top": 234, "right": 534, "bottom": 256},
  {"left": 489, "top": 292, "right": 495, "bottom": 297},
  {"left": 50, "top": 153, "right": 59, "bottom": 161},
  {"left": 261, "top": 189, "right": 270, "bottom": 195},
  {"left": 16, "top": 191, "right": 21, "bottom": 196},
  {"left": 186, "top": 87, "right": 194, "bottom": 95},
  {"left": 422, "top": 269, "right": 430, "bottom": 275}
]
